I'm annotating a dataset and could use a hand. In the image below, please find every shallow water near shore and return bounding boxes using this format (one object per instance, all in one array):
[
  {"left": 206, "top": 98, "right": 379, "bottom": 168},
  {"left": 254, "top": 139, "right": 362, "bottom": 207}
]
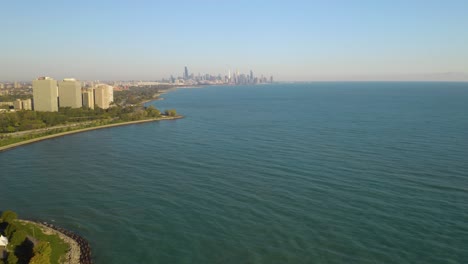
[{"left": 1, "top": 82, "right": 468, "bottom": 263}]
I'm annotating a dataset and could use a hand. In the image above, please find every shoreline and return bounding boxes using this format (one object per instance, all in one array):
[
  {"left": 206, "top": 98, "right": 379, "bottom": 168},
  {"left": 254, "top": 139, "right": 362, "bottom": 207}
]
[
  {"left": 0, "top": 115, "right": 183, "bottom": 153},
  {"left": 18, "top": 219, "right": 90, "bottom": 264}
]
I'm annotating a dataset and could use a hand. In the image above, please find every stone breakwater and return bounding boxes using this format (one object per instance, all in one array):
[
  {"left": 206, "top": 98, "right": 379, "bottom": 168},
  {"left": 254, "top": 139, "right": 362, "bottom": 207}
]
[
  {"left": 28, "top": 220, "right": 92, "bottom": 264},
  {"left": 40, "top": 221, "right": 92, "bottom": 264}
]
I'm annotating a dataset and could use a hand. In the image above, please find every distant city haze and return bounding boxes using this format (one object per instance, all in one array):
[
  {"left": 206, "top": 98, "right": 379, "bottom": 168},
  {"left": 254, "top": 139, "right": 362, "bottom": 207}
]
[{"left": 1, "top": 1, "right": 467, "bottom": 82}]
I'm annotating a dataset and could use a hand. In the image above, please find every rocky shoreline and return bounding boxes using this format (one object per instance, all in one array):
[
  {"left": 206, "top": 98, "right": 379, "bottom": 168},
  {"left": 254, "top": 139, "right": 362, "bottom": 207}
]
[
  {"left": 21, "top": 219, "right": 92, "bottom": 264},
  {"left": 40, "top": 221, "right": 92, "bottom": 264}
]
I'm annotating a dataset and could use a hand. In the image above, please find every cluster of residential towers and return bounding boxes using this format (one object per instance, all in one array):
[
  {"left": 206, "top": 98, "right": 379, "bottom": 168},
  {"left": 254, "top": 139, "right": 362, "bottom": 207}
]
[{"left": 32, "top": 77, "right": 113, "bottom": 112}]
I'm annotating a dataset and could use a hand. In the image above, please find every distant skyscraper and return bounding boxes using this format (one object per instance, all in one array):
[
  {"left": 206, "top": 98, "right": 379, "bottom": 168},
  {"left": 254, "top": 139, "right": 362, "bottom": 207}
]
[
  {"left": 58, "top": 78, "right": 82, "bottom": 108},
  {"left": 250, "top": 70, "right": 253, "bottom": 81},
  {"left": 184, "top": 66, "right": 189, "bottom": 80},
  {"left": 32, "top": 77, "right": 58, "bottom": 112},
  {"left": 94, "top": 84, "right": 113, "bottom": 109}
]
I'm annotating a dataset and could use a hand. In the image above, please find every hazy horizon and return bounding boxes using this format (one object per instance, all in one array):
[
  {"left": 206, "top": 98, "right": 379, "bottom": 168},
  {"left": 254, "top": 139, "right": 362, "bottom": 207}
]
[
  {"left": 1, "top": 0, "right": 467, "bottom": 82},
  {"left": 3, "top": 74, "right": 468, "bottom": 83}
]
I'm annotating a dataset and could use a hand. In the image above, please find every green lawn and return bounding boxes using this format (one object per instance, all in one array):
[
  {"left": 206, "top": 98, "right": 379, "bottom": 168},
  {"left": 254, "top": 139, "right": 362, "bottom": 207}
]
[{"left": 15, "top": 221, "right": 69, "bottom": 264}]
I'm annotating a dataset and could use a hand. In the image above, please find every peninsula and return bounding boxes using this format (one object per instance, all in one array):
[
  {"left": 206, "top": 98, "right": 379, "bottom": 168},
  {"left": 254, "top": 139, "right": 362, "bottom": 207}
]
[{"left": 0, "top": 210, "right": 89, "bottom": 264}]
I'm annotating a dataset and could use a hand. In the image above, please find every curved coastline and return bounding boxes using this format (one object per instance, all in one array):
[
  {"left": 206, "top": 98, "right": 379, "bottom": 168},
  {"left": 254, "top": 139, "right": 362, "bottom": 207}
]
[
  {"left": 18, "top": 219, "right": 89, "bottom": 264},
  {"left": 0, "top": 115, "right": 183, "bottom": 153}
]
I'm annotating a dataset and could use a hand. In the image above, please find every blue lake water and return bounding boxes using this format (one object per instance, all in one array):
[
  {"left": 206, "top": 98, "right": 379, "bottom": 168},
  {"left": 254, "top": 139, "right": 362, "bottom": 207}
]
[{"left": 1, "top": 82, "right": 468, "bottom": 263}]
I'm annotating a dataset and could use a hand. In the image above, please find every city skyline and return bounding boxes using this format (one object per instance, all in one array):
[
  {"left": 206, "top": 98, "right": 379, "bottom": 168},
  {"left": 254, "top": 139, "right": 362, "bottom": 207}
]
[
  {"left": 1, "top": 1, "right": 468, "bottom": 82},
  {"left": 0, "top": 67, "right": 274, "bottom": 85}
]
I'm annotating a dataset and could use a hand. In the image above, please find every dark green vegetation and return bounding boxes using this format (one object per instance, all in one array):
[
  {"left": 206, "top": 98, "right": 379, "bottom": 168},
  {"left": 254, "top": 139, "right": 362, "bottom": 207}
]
[
  {"left": 113, "top": 85, "right": 174, "bottom": 106},
  {"left": 0, "top": 105, "right": 162, "bottom": 133},
  {"left": 164, "top": 109, "right": 177, "bottom": 117},
  {"left": 0, "top": 210, "right": 68, "bottom": 264}
]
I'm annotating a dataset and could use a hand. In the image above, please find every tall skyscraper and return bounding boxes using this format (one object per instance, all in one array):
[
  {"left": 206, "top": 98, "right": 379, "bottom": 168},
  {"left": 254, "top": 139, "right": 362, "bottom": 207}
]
[
  {"left": 32, "top": 77, "right": 58, "bottom": 112},
  {"left": 58, "top": 78, "right": 82, "bottom": 108},
  {"left": 94, "top": 84, "right": 113, "bottom": 109},
  {"left": 250, "top": 70, "right": 253, "bottom": 81},
  {"left": 184, "top": 66, "right": 189, "bottom": 80}
]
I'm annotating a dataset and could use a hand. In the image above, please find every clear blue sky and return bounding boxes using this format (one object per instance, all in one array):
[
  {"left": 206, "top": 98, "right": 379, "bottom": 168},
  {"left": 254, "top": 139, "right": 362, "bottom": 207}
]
[{"left": 1, "top": 0, "right": 468, "bottom": 81}]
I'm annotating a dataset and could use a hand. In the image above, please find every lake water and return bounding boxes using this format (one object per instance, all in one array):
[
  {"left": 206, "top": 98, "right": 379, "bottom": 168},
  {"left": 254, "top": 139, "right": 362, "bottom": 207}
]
[{"left": 1, "top": 82, "right": 467, "bottom": 263}]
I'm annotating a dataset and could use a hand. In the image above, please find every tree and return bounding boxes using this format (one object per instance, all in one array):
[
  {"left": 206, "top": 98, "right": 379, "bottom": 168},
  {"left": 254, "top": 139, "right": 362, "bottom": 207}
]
[
  {"left": 1, "top": 210, "right": 17, "bottom": 224},
  {"left": 164, "top": 109, "right": 177, "bottom": 117},
  {"left": 145, "top": 106, "right": 161, "bottom": 118},
  {"left": 5, "top": 222, "right": 18, "bottom": 239},
  {"left": 6, "top": 126, "right": 16, "bottom": 133},
  {"left": 6, "top": 253, "right": 18, "bottom": 264},
  {"left": 30, "top": 241, "right": 51, "bottom": 264}
]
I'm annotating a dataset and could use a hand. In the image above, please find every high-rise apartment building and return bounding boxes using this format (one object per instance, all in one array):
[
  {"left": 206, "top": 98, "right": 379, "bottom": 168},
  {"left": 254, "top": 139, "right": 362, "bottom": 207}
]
[
  {"left": 108, "top": 86, "right": 114, "bottom": 104},
  {"left": 94, "top": 84, "right": 113, "bottom": 109},
  {"left": 12, "top": 99, "right": 32, "bottom": 110},
  {"left": 22, "top": 99, "right": 32, "bottom": 110},
  {"left": 32, "top": 77, "right": 58, "bottom": 112},
  {"left": 82, "top": 88, "right": 95, "bottom": 109},
  {"left": 14, "top": 99, "right": 23, "bottom": 110},
  {"left": 58, "top": 78, "right": 82, "bottom": 108}
]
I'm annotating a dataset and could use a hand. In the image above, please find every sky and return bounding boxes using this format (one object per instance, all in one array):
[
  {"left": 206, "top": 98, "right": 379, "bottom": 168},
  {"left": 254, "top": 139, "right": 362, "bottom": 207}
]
[{"left": 1, "top": 0, "right": 468, "bottom": 82}]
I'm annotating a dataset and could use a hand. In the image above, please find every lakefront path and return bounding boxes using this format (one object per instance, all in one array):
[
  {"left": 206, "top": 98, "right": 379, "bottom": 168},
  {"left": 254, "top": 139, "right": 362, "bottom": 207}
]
[{"left": 0, "top": 115, "right": 183, "bottom": 153}]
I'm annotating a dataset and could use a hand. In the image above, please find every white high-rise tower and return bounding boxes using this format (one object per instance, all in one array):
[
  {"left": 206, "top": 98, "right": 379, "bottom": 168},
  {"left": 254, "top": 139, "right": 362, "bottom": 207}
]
[
  {"left": 58, "top": 78, "right": 82, "bottom": 108},
  {"left": 33, "top": 77, "right": 58, "bottom": 112}
]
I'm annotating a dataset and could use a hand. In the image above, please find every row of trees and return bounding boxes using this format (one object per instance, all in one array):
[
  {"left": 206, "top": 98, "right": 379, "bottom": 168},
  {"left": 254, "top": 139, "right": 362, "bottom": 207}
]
[
  {"left": 164, "top": 109, "right": 177, "bottom": 117},
  {"left": 0, "top": 107, "right": 105, "bottom": 132},
  {"left": 113, "top": 85, "right": 174, "bottom": 106},
  {"left": 0, "top": 105, "right": 169, "bottom": 133},
  {"left": 1, "top": 210, "right": 52, "bottom": 264},
  {"left": 0, "top": 94, "right": 31, "bottom": 102}
]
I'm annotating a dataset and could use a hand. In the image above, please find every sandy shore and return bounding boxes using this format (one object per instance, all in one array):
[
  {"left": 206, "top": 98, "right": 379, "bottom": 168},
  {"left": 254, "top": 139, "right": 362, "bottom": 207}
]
[
  {"left": 0, "top": 115, "right": 183, "bottom": 153},
  {"left": 18, "top": 220, "right": 81, "bottom": 264}
]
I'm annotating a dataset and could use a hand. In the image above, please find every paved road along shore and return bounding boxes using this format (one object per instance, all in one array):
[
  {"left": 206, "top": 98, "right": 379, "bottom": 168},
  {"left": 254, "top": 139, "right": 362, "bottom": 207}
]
[{"left": 0, "top": 115, "right": 183, "bottom": 153}]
